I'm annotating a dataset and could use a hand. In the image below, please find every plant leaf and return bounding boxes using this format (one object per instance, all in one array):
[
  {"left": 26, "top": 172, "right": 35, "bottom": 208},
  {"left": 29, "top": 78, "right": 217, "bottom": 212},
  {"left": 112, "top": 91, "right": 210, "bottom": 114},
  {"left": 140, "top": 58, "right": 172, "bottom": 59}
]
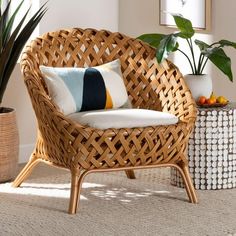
[
  {"left": 4, "top": 8, "right": 47, "bottom": 77},
  {"left": 0, "top": 9, "right": 31, "bottom": 104},
  {"left": 172, "top": 42, "right": 179, "bottom": 52},
  {"left": 0, "top": 4, "right": 47, "bottom": 103},
  {"left": 0, "top": 0, "right": 11, "bottom": 52},
  {"left": 172, "top": 14, "right": 194, "bottom": 38},
  {"left": 0, "top": 0, "right": 2, "bottom": 16},
  {"left": 137, "top": 33, "right": 166, "bottom": 48},
  {"left": 0, "top": 7, "right": 30, "bottom": 77},
  {"left": 3, "top": 0, "right": 24, "bottom": 48},
  {"left": 218, "top": 39, "right": 236, "bottom": 49},
  {"left": 156, "top": 34, "right": 177, "bottom": 63},
  {"left": 194, "top": 39, "right": 210, "bottom": 51},
  {"left": 203, "top": 47, "right": 233, "bottom": 82}
]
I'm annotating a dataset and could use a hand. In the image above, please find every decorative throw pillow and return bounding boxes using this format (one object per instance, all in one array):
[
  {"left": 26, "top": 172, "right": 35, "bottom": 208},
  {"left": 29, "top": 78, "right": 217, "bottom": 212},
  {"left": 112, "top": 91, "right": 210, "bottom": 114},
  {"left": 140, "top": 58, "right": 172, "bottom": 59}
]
[{"left": 40, "top": 59, "right": 129, "bottom": 115}]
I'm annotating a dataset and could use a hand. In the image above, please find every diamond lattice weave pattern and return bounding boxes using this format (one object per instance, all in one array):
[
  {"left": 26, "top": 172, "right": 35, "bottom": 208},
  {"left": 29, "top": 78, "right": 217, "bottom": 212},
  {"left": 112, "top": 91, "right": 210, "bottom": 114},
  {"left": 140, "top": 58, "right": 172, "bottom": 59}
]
[
  {"left": 21, "top": 28, "right": 196, "bottom": 170},
  {"left": 16, "top": 28, "right": 198, "bottom": 213}
]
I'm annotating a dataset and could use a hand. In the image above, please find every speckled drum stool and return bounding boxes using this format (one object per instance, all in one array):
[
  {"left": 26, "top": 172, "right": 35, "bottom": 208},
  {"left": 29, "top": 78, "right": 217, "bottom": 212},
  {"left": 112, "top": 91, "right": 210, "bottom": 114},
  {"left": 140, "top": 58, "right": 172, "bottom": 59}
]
[{"left": 171, "top": 103, "right": 236, "bottom": 190}]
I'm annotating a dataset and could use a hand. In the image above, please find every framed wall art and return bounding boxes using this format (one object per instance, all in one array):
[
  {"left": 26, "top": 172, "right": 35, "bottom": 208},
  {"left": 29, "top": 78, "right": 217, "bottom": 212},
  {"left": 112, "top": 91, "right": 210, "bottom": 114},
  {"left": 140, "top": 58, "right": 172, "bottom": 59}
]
[{"left": 159, "top": 0, "right": 211, "bottom": 31}]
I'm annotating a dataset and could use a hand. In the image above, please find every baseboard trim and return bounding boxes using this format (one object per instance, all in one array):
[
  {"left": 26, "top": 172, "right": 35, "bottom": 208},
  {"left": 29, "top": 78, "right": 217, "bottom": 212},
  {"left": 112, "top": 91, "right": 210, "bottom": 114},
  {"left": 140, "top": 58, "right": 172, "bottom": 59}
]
[{"left": 19, "top": 144, "right": 35, "bottom": 163}]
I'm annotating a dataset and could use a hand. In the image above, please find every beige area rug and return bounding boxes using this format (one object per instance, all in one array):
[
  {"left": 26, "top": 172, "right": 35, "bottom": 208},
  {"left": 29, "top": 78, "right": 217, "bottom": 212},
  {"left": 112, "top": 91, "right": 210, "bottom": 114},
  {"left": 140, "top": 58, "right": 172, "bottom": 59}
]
[{"left": 0, "top": 164, "right": 235, "bottom": 236}]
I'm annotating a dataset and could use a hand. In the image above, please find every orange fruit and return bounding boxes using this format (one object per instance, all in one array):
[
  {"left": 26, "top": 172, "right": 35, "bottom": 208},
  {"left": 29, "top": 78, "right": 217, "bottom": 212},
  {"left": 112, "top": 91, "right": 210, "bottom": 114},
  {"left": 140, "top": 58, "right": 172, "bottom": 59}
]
[
  {"left": 198, "top": 96, "right": 206, "bottom": 105},
  {"left": 206, "top": 97, "right": 216, "bottom": 105}
]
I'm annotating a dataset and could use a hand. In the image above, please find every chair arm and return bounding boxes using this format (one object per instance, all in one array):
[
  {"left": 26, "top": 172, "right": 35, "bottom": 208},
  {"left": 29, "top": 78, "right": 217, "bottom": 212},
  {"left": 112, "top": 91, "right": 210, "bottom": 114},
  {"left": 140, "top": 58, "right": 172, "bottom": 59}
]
[
  {"left": 23, "top": 72, "right": 96, "bottom": 165},
  {"left": 155, "top": 61, "right": 197, "bottom": 127}
]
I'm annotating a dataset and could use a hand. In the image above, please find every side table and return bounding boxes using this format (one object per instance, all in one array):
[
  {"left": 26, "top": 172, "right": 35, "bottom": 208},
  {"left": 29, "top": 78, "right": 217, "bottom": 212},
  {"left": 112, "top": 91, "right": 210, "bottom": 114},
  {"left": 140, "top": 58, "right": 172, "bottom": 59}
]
[{"left": 171, "top": 102, "right": 236, "bottom": 190}]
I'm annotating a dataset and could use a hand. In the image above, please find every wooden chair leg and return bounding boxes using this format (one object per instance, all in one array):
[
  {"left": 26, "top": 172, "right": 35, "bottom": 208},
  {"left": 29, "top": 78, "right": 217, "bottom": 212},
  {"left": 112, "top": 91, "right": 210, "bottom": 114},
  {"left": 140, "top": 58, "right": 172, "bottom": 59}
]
[
  {"left": 176, "top": 161, "right": 198, "bottom": 204},
  {"left": 12, "top": 154, "right": 39, "bottom": 188},
  {"left": 68, "top": 171, "right": 82, "bottom": 214},
  {"left": 125, "top": 170, "right": 136, "bottom": 179}
]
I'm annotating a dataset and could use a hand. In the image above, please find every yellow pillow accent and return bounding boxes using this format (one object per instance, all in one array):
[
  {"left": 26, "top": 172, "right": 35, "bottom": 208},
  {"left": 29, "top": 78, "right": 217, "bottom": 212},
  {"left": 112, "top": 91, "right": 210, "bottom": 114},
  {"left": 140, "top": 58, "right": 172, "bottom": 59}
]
[{"left": 105, "top": 89, "right": 113, "bottom": 109}]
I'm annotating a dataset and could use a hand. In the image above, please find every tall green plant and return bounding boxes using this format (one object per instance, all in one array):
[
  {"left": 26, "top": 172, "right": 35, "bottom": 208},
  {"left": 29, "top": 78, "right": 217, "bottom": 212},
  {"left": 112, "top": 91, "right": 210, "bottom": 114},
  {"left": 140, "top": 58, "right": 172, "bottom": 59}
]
[
  {"left": 138, "top": 14, "right": 236, "bottom": 82},
  {"left": 0, "top": 0, "right": 47, "bottom": 105}
]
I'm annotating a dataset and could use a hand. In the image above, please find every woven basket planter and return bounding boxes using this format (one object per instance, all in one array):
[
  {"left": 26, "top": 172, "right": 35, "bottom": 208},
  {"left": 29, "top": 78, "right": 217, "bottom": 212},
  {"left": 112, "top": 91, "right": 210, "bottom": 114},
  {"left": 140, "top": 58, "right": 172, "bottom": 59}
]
[{"left": 0, "top": 107, "right": 19, "bottom": 182}]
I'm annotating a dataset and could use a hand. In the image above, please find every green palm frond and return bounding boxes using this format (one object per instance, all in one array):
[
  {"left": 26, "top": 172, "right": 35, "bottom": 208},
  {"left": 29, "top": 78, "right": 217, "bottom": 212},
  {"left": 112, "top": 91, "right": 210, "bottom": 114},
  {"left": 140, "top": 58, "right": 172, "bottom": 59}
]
[
  {"left": 0, "top": 0, "right": 47, "bottom": 104},
  {"left": 2, "top": 0, "right": 24, "bottom": 49}
]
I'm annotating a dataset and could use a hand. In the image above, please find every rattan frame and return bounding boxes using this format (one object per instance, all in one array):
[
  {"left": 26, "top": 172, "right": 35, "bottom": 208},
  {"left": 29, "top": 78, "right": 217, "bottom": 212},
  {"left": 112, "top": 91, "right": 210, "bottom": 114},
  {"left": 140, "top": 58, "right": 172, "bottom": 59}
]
[{"left": 13, "top": 28, "right": 198, "bottom": 214}]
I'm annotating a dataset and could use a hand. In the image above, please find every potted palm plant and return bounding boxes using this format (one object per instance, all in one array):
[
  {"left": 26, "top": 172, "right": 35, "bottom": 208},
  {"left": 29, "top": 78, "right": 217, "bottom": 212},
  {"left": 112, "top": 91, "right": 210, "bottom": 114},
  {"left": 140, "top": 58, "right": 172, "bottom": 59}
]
[
  {"left": 0, "top": 0, "right": 46, "bottom": 182},
  {"left": 138, "top": 14, "right": 236, "bottom": 100}
]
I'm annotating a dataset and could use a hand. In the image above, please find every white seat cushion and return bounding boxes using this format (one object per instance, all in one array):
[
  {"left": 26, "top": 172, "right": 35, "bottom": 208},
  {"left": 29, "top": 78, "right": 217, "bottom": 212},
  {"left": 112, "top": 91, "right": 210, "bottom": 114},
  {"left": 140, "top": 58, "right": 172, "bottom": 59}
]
[{"left": 67, "top": 109, "right": 178, "bottom": 129}]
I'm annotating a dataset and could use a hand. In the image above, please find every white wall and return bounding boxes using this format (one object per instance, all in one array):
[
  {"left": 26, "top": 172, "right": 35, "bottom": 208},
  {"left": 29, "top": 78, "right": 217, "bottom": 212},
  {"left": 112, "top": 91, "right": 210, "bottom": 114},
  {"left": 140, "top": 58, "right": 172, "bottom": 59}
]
[
  {"left": 40, "top": 0, "right": 118, "bottom": 33},
  {"left": 3, "top": 0, "right": 119, "bottom": 163},
  {"left": 119, "top": 0, "right": 236, "bottom": 101},
  {"left": 119, "top": 0, "right": 169, "bottom": 37},
  {"left": 211, "top": 1, "right": 236, "bottom": 101}
]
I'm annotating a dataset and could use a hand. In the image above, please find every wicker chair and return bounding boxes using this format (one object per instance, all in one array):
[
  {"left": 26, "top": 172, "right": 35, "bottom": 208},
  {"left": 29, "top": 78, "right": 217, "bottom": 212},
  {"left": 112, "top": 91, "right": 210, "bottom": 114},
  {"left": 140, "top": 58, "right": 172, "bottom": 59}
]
[{"left": 13, "top": 28, "right": 198, "bottom": 214}]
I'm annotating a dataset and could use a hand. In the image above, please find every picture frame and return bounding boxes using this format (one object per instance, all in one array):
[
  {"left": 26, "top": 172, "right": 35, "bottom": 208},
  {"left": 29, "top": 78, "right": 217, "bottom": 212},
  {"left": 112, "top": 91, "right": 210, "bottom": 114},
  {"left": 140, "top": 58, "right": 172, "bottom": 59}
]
[{"left": 159, "top": 0, "right": 211, "bottom": 31}]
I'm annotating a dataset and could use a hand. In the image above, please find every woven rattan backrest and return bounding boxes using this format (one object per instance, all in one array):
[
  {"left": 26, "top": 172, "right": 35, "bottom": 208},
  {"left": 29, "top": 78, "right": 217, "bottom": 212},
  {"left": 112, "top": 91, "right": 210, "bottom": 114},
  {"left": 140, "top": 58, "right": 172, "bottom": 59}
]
[{"left": 21, "top": 28, "right": 196, "bottom": 122}]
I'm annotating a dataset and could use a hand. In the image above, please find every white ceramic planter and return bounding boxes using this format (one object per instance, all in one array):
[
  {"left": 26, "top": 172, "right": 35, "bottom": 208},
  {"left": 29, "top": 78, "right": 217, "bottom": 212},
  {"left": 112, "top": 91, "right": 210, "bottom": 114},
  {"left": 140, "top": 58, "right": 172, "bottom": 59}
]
[{"left": 184, "top": 74, "right": 212, "bottom": 100}]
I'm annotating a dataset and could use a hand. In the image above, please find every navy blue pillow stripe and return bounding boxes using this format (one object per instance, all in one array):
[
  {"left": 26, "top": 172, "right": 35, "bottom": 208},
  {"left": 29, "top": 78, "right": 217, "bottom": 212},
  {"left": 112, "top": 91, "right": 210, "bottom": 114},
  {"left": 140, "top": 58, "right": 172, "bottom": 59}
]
[{"left": 81, "top": 68, "right": 106, "bottom": 112}]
